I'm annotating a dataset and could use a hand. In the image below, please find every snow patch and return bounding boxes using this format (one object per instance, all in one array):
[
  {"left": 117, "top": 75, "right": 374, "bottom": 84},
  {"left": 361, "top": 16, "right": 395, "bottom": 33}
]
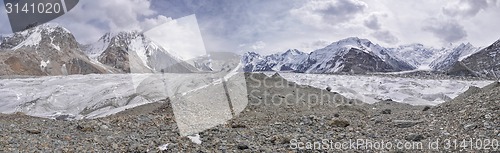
[
  {"left": 12, "top": 32, "right": 42, "bottom": 50},
  {"left": 49, "top": 37, "right": 61, "bottom": 51},
  {"left": 158, "top": 144, "right": 169, "bottom": 151},
  {"left": 187, "top": 134, "right": 202, "bottom": 144},
  {"left": 40, "top": 60, "right": 50, "bottom": 71},
  {"left": 129, "top": 37, "right": 151, "bottom": 69}
]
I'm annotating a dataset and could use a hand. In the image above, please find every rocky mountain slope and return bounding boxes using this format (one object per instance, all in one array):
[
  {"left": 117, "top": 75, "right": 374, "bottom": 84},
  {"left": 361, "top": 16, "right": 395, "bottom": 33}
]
[
  {"left": 430, "top": 43, "right": 480, "bottom": 71},
  {"left": 242, "top": 49, "right": 308, "bottom": 72},
  {"left": 0, "top": 23, "right": 206, "bottom": 77},
  {"left": 243, "top": 37, "right": 415, "bottom": 74},
  {"left": 0, "top": 24, "right": 108, "bottom": 76},
  {"left": 447, "top": 39, "right": 500, "bottom": 78},
  {"left": 86, "top": 32, "right": 198, "bottom": 73}
]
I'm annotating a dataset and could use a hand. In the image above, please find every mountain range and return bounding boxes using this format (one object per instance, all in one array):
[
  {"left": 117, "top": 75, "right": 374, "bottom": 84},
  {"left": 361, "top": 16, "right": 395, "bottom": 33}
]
[
  {"left": 243, "top": 37, "right": 415, "bottom": 74},
  {"left": 0, "top": 24, "right": 499, "bottom": 78},
  {"left": 243, "top": 37, "right": 499, "bottom": 78}
]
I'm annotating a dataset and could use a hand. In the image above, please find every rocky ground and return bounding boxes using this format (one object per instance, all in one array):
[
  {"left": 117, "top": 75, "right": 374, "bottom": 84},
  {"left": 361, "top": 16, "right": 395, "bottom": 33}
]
[
  {"left": 368, "top": 70, "right": 497, "bottom": 81},
  {"left": 0, "top": 73, "right": 498, "bottom": 152}
]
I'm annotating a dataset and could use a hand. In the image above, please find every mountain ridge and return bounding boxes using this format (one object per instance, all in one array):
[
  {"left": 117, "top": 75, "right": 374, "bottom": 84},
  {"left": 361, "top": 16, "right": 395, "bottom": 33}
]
[
  {"left": 241, "top": 37, "right": 495, "bottom": 76},
  {"left": 0, "top": 23, "right": 498, "bottom": 78},
  {"left": 0, "top": 24, "right": 109, "bottom": 76}
]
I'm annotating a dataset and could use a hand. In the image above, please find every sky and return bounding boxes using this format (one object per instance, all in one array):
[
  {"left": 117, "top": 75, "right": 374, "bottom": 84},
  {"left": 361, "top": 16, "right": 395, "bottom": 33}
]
[{"left": 1, "top": 0, "right": 500, "bottom": 55}]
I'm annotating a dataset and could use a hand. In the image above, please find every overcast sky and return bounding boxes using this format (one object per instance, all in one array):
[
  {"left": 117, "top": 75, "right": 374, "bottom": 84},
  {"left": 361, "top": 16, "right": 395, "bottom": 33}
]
[{"left": 1, "top": 0, "right": 499, "bottom": 54}]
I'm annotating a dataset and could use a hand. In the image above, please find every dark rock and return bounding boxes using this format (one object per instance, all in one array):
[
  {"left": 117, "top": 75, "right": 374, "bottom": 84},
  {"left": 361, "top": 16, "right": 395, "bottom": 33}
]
[
  {"left": 333, "top": 113, "right": 340, "bottom": 118},
  {"left": 381, "top": 109, "right": 392, "bottom": 114},
  {"left": 405, "top": 134, "right": 425, "bottom": 142},
  {"left": 422, "top": 106, "right": 431, "bottom": 111},
  {"left": 231, "top": 124, "right": 246, "bottom": 128},
  {"left": 76, "top": 125, "right": 95, "bottom": 132},
  {"left": 326, "top": 86, "right": 332, "bottom": 92},
  {"left": 55, "top": 115, "right": 70, "bottom": 121},
  {"left": 26, "top": 129, "right": 41, "bottom": 134},
  {"left": 270, "top": 135, "right": 291, "bottom": 145},
  {"left": 329, "top": 119, "right": 350, "bottom": 127},
  {"left": 393, "top": 120, "right": 423, "bottom": 128},
  {"left": 237, "top": 144, "right": 249, "bottom": 150}
]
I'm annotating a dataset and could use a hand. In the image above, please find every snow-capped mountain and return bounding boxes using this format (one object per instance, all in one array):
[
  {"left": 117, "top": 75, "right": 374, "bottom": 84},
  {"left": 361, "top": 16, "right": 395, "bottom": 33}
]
[
  {"left": 84, "top": 32, "right": 198, "bottom": 73},
  {"left": 243, "top": 37, "right": 414, "bottom": 74},
  {"left": 429, "top": 43, "right": 480, "bottom": 71},
  {"left": 448, "top": 39, "right": 500, "bottom": 78},
  {"left": 81, "top": 32, "right": 114, "bottom": 60},
  {"left": 242, "top": 49, "right": 309, "bottom": 72},
  {"left": 387, "top": 44, "right": 447, "bottom": 70},
  {"left": 189, "top": 52, "right": 242, "bottom": 73},
  {"left": 0, "top": 24, "right": 108, "bottom": 76}
]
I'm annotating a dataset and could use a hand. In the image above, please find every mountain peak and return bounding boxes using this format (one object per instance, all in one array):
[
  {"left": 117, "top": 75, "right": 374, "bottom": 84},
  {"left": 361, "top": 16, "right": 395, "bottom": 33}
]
[
  {"left": 494, "top": 38, "right": 500, "bottom": 45},
  {"left": 97, "top": 31, "right": 142, "bottom": 41},
  {"left": 20, "top": 23, "right": 71, "bottom": 35},
  {"left": 399, "top": 43, "right": 425, "bottom": 48},
  {"left": 283, "top": 49, "right": 304, "bottom": 55},
  {"left": 1, "top": 23, "right": 77, "bottom": 50},
  {"left": 456, "top": 42, "right": 474, "bottom": 49},
  {"left": 244, "top": 51, "right": 260, "bottom": 56},
  {"left": 333, "top": 37, "right": 371, "bottom": 45}
]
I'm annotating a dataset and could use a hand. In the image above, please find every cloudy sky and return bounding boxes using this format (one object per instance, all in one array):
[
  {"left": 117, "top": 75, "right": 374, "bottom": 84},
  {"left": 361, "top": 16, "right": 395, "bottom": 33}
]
[{"left": 1, "top": 0, "right": 499, "bottom": 55}]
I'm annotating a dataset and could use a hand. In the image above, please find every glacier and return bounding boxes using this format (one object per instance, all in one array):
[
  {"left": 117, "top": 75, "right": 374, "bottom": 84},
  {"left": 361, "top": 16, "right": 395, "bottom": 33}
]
[
  {"left": 0, "top": 72, "right": 244, "bottom": 120},
  {"left": 270, "top": 73, "right": 493, "bottom": 105}
]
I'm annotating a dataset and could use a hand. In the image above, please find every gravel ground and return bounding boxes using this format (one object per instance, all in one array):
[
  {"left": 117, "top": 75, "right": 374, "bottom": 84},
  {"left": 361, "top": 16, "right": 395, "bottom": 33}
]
[{"left": 0, "top": 73, "right": 498, "bottom": 152}]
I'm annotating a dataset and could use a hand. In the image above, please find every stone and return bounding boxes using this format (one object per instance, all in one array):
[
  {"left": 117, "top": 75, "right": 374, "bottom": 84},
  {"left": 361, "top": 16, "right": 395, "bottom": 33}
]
[
  {"left": 422, "top": 106, "right": 431, "bottom": 111},
  {"left": 381, "top": 109, "right": 392, "bottom": 114},
  {"left": 55, "top": 115, "right": 70, "bottom": 121},
  {"left": 329, "top": 119, "right": 350, "bottom": 128},
  {"left": 26, "top": 129, "right": 41, "bottom": 134},
  {"left": 464, "top": 123, "right": 477, "bottom": 130},
  {"left": 393, "top": 120, "right": 422, "bottom": 128},
  {"left": 100, "top": 125, "right": 109, "bottom": 130},
  {"left": 237, "top": 144, "right": 249, "bottom": 150},
  {"left": 76, "top": 125, "right": 95, "bottom": 132},
  {"left": 405, "top": 134, "right": 425, "bottom": 142}
]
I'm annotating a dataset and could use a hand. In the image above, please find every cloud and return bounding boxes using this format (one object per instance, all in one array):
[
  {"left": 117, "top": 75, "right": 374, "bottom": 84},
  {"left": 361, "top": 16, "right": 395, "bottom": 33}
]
[
  {"left": 443, "top": 0, "right": 497, "bottom": 18},
  {"left": 141, "top": 15, "right": 173, "bottom": 31},
  {"left": 251, "top": 41, "right": 266, "bottom": 50},
  {"left": 422, "top": 18, "right": 468, "bottom": 43},
  {"left": 371, "top": 30, "right": 399, "bottom": 44},
  {"left": 364, "top": 14, "right": 381, "bottom": 30},
  {"left": 2, "top": 0, "right": 495, "bottom": 52},
  {"left": 363, "top": 13, "right": 388, "bottom": 30},
  {"left": 51, "top": 0, "right": 172, "bottom": 43},
  {"left": 290, "top": 0, "right": 367, "bottom": 27},
  {"left": 299, "top": 40, "right": 331, "bottom": 52},
  {"left": 362, "top": 13, "right": 397, "bottom": 44}
]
